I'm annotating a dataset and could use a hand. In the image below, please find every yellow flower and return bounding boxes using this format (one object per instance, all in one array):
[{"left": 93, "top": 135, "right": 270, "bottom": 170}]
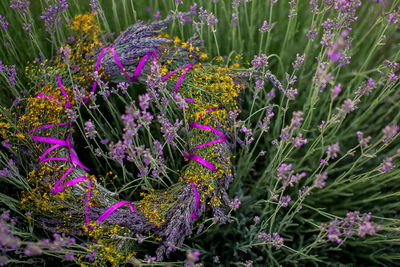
[{"left": 200, "top": 53, "right": 208, "bottom": 61}]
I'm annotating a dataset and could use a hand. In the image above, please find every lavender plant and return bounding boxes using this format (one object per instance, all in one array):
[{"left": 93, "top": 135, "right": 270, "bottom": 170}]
[{"left": 0, "top": 0, "right": 399, "bottom": 266}]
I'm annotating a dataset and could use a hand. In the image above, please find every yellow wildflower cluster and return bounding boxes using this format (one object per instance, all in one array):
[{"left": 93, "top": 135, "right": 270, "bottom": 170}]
[
  {"left": 21, "top": 165, "right": 68, "bottom": 213},
  {"left": 83, "top": 223, "right": 135, "bottom": 266},
  {"left": 0, "top": 114, "right": 11, "bottom": 139},
  {"left": 139, "top": 189, "right": 176, "bottom": 227},
  {"left": 157, "top": 32, "right": 204, "bottom": 63}
]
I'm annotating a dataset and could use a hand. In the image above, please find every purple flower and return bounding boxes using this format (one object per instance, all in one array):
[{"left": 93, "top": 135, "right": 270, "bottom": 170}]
[
  {"left": 0, "top": 61, "right": 17, "bottom": 86},
  {"left": 278, "top": 196, "right": 291, "bottom": 207},
  {"left": 186, "top": 249, "right": 200, "bottom": 262},
  {"left": 290, "top": 111, "right": 304, "bottom": 130},
  {"left": 85, "top": 252, "right": 97, "bottom": 262},
  {"left": 94, "top": 148, "right": 102, "bottom": 157},
  {"left": 198, "top": 7, "right": 218, "bottom": 27},
  {"left": 117, "top": 81, "right": 129, "bottom": 94},
  {"left": 10, "top": 0, "right": 30, "bottom": 16},
  {"left": 309, "top": 0, "right": 319, "bottom": 13},
  {"left": 251, "top": 54, "right": 269, "bottom": 68},
  {"left": 139, "top": 93, "right": 151, "bottom": 111},
  {"left": 258, "top": 106, "right": 274, "bottom": 132},
  {"left": 286, "top": 73, "right": 297, "bottom": 85},
  {"left": 65, "top": 108, "right": 78, "bottom": 123},
  {"left": 108, "top": 141, "right": 126, "bottom": 163},
  {"left": 232, "top": 13, "right": 238, "bottom": 27},
  {"left": 253, "top": 216, "right": 260, "bottom": 223},
  {"left": 315, "top": 171, "right": 328, "bottom": 188},
  {"left": 326, "top": 211, "right": 382, "bottom": 243},
  {"left": 387, "top": 72, "right": 398, "bottom": 86},
  {"left": 387, "top": 6, "right": 400, "bottom": 26},
  {"left": 178, "top": 11, "right": 193, "bottom": 25},
  {"left": 143, "top": 255, "right": 156, "bottom": 264},
  {"left": 327, "top": 31, "right": 349, "bottom": 63},
  {"left": 229, "top": 197, "right": 241, "bottom": 211},
  {"left": 157, "top": 114, "right": 183, "bottom": 147},
  {"left": 357, "top": 213, "right": 383, "bottom": 237},
  {"left": 326, "top": 142, "right": 340, "bottom": 160},
  {"left": 282, "top": 87, "right": 298, "bottom": 100},
  {"left": 382, "top": 124, "right": 399, "bottom": 144},
  {"left": 146, "top": 60, "right": 166, "bottom": 91},
  {"left": 22, "top": 21, "right": 32, "bottom": 33},
  {"left": 337, "top": 99, "right": 358, "bottom": 117},
  {"left": 65, "top": 251, "right": 74, "bottom": 261},
  {"left": 288, "top": 0, "right": 297, "bottom": 17},
  {"left": 84, "top": 120, "right": 97, "bottom": 139},
  {"left": 383, "top": 60, "right": 400, "bottom": 72},
  {"left": 327, "top": 219, "right": 342, "bottom": 243},
  {"left": 306, "top": 28, "right": 318, "bottom": 41},
  {"left": 277, "top": 163, "right": 306, "bottom": 188},
  {"left": 0, "top": 256, "right": 8, "bottom": 266},
  {"left": 229, "top": 110, "right": 239, "bottom": 121},
  {"left": 292, "top": 53, "right": 306, "bottom": 71},
  {"left": 330, "top": 83, "right": 341, "bottom": 100},
  {"left": 259, "top": 20, "right": 275, "bottom": 33},
  {"left": 356, "top": 78, "right": 377, "bottom": 96},
  {"left": 90, "top": 0, "right": 99, "bottom": 13},
  {"left": 356, "top": 131, "right": 371, "bottom": 147},
  {"left": 0, "top": 211, "right": 21, "bottom": 251},
  {"left": 258, "top": 232, "right": 284, "bottom": 249},
  {"left": 40, "top": 0, "right": 69, "bottom": 34},
  {"left": 381, "top": 157, "right": 393, "bottom": 173},
  {"left": 313, "top": 62, "right": 332, "bottom": 89},
  {"left": 266, "top": 89, "right": 276, "bottom": 99},
  {"left": 232, "top": 0, "right": 244, "bottom": 8},
  {"left": 174, "top": 93, "right": 188, "bottom": 109},
  {"left": 190, "top": 3, "right": 197, "bottom": 14},
  {"left": 24, "top": 244, "right": 42, "bottom": 256},
  {"left": 0, "top": 15, "right": 8, "bottom": 30},
  {"left": 290, "top": 133, "right": 308, "bottom": 147},
  {"left": 241, "top": 126, "right": 254, "bottom": 145}
]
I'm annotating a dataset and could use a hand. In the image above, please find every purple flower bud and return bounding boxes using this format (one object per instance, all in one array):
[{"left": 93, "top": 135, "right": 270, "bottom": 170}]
[
  {"left": 326, "top": 142, "right": 340, "bottom": 160},
  {"left": 84, "top": 120, "right": 97, "bottom": 139},
  {"left": 251, "top": 54, "right": 269, "bottom": 68},
  {"left": 315, "top": 171, "right": 328, "bottom": 188}
]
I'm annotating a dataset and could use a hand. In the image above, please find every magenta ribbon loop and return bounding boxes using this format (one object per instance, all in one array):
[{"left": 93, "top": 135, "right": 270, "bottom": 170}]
[
  {"left": 36, "top": 94, "right": 61, "bottom": 104},
  {"left": 96, "top": 201, "right": 135, "bottom": 223},
  {"left": 189, "top": 181, "right": 199, "bottom": 219},
  {"left": 29, "top": 123, "right": 69, "bottom": 133},
  {"left": 161, "top": 63, "right": 192, "bottom": 93}
]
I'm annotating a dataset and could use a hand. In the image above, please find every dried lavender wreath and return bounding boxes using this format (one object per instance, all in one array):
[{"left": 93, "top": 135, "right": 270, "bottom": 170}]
[
  {"left": 0, "top": 12, "right": 283, "bottom": 263},
  {"left": 1, "top": 0, "right": 399, "bottom": 266}
]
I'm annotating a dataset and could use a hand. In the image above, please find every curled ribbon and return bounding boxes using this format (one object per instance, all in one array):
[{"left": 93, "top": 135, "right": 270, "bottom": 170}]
[{"left": 31, "top": 44, "right": 227, "bottom": 226}]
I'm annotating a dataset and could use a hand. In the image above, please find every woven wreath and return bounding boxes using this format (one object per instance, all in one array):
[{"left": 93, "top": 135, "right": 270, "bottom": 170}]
[{"left": 5, "top": 13, "right": 245, "bottom": 263}]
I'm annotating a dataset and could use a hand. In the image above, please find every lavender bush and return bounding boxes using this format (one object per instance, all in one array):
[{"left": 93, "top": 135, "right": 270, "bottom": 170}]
[{"left": 0, "top": 0, "right": 399, "bottom": 266}]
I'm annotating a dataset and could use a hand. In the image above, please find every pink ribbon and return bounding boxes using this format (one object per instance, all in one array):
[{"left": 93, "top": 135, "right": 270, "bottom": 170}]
[
  {"left": 161, "top": 63, "right": 193, "bottom": 93},
  {"left": 96, "top": 200, "right": 135, "bottom": 223},
  {"left": 36, "top": 93, "right": 61, "bottom": 104},
  {"left": 189, "top": 181, "right": 199, "bottom": 219}
]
